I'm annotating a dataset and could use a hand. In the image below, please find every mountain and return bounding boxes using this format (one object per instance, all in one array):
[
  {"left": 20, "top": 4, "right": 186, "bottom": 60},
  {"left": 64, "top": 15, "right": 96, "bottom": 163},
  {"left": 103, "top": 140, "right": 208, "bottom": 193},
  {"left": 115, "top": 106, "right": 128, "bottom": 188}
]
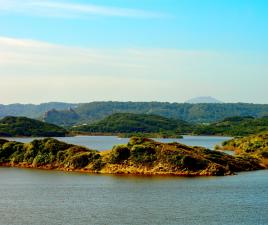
[
  {"left": 72, "top": 113, "right": 193, "bottom": 136},
  {"left": 186, "top": 96, "right": 223, "bottom": 104},
  {"left": 43, "top": 101, "right": 268, "bottom": 126},
  {"left": 194, "top": 116, "right": 268, "bottom": 136},
  {"left": 0, "top": 116, "right": 68, "bottom": 137},
  {"left": 0, "top": 102, "right": 77, "bottom": 119}
]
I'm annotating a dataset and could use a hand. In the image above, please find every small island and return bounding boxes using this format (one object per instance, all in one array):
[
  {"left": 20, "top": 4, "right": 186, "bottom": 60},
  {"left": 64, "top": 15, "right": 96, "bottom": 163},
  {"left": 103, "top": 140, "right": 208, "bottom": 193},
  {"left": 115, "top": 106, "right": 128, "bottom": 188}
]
[
  {"left": 71, "top": 113, "right": 192, "bottom": 138},
  {"left": 0, "top": 137, "right": 264, "bottom": 176},
  {"left": 0, "top": 116, "right": 68, "bottom": 137},
  {"left": 218, "top": 132, "right": 268, "bottom": 167},
  {"left": 193, "top": 116, "right": 268, "bottom": 136}
]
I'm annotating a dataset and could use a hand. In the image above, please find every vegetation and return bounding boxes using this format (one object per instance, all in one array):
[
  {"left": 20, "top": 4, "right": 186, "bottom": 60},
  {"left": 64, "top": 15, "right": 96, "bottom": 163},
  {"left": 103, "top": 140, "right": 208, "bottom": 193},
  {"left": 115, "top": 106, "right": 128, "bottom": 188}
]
[
  {"left": 43, "top": 102, "right": 268, "bottom": 126},
  {"left": 0, "top": 116, "right": 68, "bottom": 137},
  {"left": 0, "top": 137, "right": 263, "bottom": 176},
  {"left": 71, "top": 113, "right": 192, "bottom": 137},
  {"left": 2, "top": 101, "right": 268, "bottom": 128},
  {"left": 220, "top": 132, "right": 268, "bottom": 167},
  {"left": 194, "top": 116, "right": 268, "bottom": 136}
]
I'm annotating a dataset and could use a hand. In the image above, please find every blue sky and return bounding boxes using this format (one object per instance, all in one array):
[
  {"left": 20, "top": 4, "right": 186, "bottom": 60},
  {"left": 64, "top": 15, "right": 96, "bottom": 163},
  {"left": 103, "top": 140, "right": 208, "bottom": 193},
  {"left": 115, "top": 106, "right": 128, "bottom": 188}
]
[{"left": 0, "top": 0, "right": 268, "bottom": 104}]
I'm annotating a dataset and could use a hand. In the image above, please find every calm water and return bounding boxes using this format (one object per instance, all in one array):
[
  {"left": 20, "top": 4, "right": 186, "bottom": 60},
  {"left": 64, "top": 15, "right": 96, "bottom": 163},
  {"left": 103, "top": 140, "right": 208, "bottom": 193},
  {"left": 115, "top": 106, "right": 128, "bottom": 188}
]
[
  {"left": 0, "top": 168, "right": 267, "bottom": 225},
  {"left": 1, "top": 136, "right": 266, "bottom": 225},
  {"left": 6, "top": 135, "right": 232, "bottom": 151}
]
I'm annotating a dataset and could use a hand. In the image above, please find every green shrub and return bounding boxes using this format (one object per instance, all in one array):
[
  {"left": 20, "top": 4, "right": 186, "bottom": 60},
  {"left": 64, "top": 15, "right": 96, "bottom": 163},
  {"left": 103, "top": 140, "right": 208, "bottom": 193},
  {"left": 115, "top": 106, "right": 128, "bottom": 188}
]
[
  {"left": 92, "top": 159, "right": 105, "bottom": 171},
  {"left": 0, "top": 142, "right": 22, "bottom": 161},
  {"left": 110, "top": 145, "right": 130, "bottom": 164},
  {"left": 32, "top": 153, "right": 52, "bottom": 166},
  {"left": 130, "top": 144, "right": 156, "bottom": 164}
]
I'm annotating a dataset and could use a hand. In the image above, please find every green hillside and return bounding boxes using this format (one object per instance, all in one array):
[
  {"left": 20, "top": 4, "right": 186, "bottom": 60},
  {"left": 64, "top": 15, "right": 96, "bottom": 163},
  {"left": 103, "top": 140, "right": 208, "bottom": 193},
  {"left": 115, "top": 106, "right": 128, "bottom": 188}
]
[
  {"left": 194, "top": 116, "right": 268, "bottom": 136},
  {"left": 43, "top": 101, "right": 268, "bottom": 126},
  {"left": 72, "top": 113, "right": 192, "bottom": 137},
  {"left": 0, "top": 116, "right": 68, "bottom": 137}
]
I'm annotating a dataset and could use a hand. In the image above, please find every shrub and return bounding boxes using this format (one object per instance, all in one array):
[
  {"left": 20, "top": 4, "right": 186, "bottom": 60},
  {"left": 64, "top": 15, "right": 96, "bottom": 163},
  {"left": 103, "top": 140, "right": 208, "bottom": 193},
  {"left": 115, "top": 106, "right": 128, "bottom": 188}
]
[
  {"left": 110, "top": 145, "right": 130, "bottom": 164},
  {"left": 130, "top": 144, "right": 156, "bottom": 164},
  {"left": 92, "top": 159, "right": 105, "bottom": 171},
  {"left": 32, "top": 153, "right": 52, "bottom": 166}
]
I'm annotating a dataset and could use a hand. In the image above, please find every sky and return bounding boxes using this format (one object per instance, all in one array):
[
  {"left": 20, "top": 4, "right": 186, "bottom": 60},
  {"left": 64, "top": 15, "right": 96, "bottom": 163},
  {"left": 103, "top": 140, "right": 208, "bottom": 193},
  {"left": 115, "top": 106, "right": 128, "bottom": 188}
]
[{"left": 0, "top": 0, "right": 268, "bottom": 104}]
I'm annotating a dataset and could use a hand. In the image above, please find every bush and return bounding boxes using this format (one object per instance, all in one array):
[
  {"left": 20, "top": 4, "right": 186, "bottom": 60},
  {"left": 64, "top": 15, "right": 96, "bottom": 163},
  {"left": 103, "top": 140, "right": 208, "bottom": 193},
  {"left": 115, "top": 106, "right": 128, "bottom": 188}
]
[
  {"left": 110, "top": 145, "right": 130, "bottom": 164},
  {"left": 68, "top": 153, "right": 91, "bottom": 169},
  {"left": 0, "top": 142, "right": 21, "bottom": 161},
  {"left": 32, "top": 153, "right": 53, "bottom": 166},
  {"left": 131, "top": 144, "right": 156, "bottom": 164},
  {"left": 92, "top": 159, "right": 105, "bottom": 171}
]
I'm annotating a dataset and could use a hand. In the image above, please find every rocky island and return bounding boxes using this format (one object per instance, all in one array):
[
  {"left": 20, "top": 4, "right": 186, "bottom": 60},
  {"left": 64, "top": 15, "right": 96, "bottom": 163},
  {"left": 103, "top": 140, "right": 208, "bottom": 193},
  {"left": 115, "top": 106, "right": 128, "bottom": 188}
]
[{"left": 0, "top": 137, "right": 263, "bottom": 176}]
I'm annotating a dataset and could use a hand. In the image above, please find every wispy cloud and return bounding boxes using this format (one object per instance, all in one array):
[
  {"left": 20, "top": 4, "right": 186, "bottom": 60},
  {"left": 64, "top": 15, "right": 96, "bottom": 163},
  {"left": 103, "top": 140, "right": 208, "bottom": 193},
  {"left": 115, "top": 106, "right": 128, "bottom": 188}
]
[
  {"left": 0, "top": 0, "right": 164, "bottom": 18},
  {"left": 1, "top": 36, "right": 267, "bottom": 104}
]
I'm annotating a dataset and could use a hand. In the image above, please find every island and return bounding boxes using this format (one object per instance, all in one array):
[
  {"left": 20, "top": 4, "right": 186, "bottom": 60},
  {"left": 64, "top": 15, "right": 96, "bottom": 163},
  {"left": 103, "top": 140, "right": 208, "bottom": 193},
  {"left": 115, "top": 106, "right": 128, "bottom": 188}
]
[
  {"left": 193, "top": 116, "right": 268, "bottom": 136},
  {"left": 0, "top": 116, "right": 68, "bottom": 137},
  {"left": 71, "top": 113, "right": 192, "bottom": 138},
  {"left": 219, "top": 132, "right": 268, "bottom": 167},
  {"left": 0, "top": 137, "right": 263, "bottom": 176}
]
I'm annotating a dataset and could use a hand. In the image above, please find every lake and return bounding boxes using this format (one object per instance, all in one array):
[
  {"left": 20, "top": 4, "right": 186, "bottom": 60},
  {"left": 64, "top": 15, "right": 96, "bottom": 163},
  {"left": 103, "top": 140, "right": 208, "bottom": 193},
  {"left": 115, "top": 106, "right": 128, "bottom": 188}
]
[
  {"left": 6, "top": 135, "right": 232, "bottom": 151},
  {"left": 1, "top": 136, "right": 267, "bottom": 225}
]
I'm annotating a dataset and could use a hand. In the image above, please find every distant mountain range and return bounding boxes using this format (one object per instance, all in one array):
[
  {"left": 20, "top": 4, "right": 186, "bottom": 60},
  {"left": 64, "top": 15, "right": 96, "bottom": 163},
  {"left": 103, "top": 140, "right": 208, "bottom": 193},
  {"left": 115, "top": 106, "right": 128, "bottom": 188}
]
[
  {"left": 185, "top": 96, "right": 223, "bottom": 104},
  {"left": 1, "top": 101, "right": 268, "bottom": 126}
]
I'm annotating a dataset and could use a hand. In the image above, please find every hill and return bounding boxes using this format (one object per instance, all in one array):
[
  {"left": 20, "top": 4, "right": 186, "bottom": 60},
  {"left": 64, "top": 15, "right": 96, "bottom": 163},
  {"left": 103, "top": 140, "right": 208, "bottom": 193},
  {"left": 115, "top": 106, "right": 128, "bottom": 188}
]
[
  {"left": 185, "top": 96, "right": 223, "bottom": 104},
  {"left": 194, "top": 116, "right": 268, "bottom": 136},
  {"left": 0, "top": 137, "right": 263, "bottom": 176},
  {"left": 0, "top": 102, "right": 77, "bottom": 119},
  {"left": 0, "top": 116, "right": 68, "bottom": 137},
  {"left": 71, "top": 113, "right": 192, "bottom": 137},
  {"left": 43, "top": 101, "right": 268, "bottom": 126}
]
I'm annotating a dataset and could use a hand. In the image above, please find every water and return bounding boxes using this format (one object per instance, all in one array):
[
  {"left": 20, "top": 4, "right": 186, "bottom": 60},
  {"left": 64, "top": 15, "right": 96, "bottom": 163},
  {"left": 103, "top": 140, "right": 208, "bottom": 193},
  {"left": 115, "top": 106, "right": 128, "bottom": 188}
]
[
  {"left": 0, "top": 168, "right": 267, "bottom": 225},
  {"left": 0, "top": 135, "right": 266, "bottom": 225},
  {"left": 5, "top": 135, "right": 232, "bottom": 151}
]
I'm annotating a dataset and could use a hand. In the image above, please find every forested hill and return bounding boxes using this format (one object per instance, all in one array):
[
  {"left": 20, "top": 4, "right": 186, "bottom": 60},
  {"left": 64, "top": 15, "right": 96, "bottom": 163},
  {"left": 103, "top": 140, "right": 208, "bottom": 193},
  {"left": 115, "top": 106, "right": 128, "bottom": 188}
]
[
  {"left": 72, "top": 113, "right": 192, "bottom": 135},
  {"left": 43, "top": 102, "right": 268, "bottom": 126},
  {"left": 0, "top": 116, "right": 68, "bottom": 137},
  {"left": 1, "top": 102, "right": 268, "bottom": 126},
  {"left": 194, "top": 116, "right": 268, "bottom": 136}
]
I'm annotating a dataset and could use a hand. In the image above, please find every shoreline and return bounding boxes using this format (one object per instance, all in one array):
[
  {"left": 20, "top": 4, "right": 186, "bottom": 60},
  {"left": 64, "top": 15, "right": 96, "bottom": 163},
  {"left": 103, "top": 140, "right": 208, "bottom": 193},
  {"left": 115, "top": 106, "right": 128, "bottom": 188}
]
[{"left": 0, "top": 162, "right": 237, "bottom": 177}]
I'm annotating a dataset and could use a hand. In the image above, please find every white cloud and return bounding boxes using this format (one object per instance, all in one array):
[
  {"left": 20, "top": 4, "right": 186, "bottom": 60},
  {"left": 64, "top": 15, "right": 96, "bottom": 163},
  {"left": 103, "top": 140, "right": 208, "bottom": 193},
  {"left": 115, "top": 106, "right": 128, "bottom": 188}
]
[{"left": 0, "top": 0, "right": 164, "bottom": 18}]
